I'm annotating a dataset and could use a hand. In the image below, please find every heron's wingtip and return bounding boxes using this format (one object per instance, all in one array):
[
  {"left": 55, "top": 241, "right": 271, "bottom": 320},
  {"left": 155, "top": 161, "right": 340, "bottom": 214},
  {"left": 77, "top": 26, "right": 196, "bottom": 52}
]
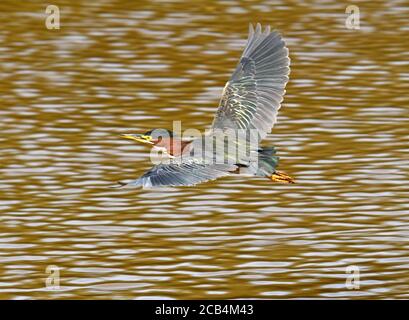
[{"left": 110, "top": 181, "right": 128, "bottom": 189}]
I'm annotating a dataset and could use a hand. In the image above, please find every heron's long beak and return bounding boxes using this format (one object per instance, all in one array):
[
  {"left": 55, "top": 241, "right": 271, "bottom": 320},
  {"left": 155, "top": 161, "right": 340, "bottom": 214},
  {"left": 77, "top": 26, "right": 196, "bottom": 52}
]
[{"left": 121, "top": 134, "right": 154, "bottom": 145}]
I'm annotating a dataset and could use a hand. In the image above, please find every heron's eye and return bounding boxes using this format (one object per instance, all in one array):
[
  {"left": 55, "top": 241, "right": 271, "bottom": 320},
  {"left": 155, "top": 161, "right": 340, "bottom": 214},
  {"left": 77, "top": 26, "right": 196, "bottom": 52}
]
[{"left": 141, "top": 135, "right": 152, "bottom": 141}]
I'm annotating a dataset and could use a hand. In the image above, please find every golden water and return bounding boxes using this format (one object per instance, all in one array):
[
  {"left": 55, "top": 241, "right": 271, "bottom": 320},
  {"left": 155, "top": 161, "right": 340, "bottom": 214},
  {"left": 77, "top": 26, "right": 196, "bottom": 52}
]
[{"left": 0, "top": 0, "right": 408, "bottom": 299}]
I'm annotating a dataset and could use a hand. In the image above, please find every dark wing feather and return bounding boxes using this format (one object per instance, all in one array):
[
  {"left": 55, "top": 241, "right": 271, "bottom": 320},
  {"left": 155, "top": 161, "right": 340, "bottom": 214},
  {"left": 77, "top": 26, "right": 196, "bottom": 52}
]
[
  {"left": 120, "top": 159, "right": 235, "bottom": 188},
  {"left": 212, "top": 23, "right": 290, "bottom": 140}
]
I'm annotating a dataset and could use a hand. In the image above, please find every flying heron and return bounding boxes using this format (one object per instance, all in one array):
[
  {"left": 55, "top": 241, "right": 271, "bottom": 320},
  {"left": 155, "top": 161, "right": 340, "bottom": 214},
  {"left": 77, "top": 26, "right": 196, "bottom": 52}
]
[{"left": 116, "top": 23, "right": 294, "bottom": 188}]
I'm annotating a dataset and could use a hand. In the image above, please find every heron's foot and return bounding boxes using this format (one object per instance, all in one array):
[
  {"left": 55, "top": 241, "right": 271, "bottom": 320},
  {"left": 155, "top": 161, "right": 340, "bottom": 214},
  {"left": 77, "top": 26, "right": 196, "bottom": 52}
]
[{"left": 270, "top": 171, "right": 295, "bottom": 184}]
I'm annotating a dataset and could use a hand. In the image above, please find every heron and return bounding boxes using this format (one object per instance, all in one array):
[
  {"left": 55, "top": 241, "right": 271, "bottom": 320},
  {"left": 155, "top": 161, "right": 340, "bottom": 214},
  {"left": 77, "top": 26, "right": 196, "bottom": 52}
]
[{"left": 116, "top": 23, "right": 294, "bottom": 188}]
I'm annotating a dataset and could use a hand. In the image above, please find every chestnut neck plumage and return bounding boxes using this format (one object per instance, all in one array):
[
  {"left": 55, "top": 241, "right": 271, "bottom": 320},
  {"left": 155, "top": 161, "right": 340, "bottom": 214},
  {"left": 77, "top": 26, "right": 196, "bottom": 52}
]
[{"left": 152, "top": 138, "right": 193, "bottom": 157}]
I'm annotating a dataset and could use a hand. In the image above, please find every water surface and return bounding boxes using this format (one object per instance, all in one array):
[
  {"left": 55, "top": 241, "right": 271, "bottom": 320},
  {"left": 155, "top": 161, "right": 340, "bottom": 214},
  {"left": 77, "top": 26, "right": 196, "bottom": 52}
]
[{"left": 0, "top": 0, "right": 408, "bottom": 299}]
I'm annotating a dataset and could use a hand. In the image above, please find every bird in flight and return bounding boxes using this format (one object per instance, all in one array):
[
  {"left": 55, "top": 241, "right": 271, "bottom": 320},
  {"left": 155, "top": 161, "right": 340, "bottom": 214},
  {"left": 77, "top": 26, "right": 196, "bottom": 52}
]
[{"left": 116, "top": 23, "right": 294, "bottom": 188}]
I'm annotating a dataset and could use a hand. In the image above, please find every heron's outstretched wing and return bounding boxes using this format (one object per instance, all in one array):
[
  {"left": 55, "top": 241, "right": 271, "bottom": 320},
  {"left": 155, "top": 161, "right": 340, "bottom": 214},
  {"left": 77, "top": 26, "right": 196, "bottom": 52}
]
[
  {"left": 118, "top": 159, "right": 235, "bottom": 188},
  {"left": 211, "top": 23, "right": 290, "bottom": 140}
]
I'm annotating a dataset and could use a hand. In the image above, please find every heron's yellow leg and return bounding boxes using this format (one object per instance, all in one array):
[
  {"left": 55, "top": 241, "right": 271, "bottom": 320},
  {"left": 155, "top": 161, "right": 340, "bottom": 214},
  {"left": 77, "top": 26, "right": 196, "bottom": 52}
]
[{"left": 270, "top": 171, "right": 295, "bottom": 183}]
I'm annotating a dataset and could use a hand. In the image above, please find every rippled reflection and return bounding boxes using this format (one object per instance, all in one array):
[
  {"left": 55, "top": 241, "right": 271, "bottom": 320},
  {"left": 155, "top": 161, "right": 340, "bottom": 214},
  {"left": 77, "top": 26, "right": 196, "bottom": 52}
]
[{"left": 0, "top": 0, "right": 408, "bottom": 299}]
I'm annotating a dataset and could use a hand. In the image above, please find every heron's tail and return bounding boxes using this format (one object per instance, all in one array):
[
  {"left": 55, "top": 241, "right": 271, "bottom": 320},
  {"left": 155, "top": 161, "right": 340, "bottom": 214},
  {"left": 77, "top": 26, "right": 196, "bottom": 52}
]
[
  {"left": 256, "top": 147, "right": 295, "bottom": 183},
  {"left": 255, "top": 147, "right": 279, "bottom": 176}
]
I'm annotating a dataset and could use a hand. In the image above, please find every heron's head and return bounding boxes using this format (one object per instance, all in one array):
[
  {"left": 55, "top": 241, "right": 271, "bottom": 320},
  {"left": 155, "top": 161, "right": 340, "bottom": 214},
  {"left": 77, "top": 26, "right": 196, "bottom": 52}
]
[{"left": 121, "top": 128, "right": 173, "bottom": 146}]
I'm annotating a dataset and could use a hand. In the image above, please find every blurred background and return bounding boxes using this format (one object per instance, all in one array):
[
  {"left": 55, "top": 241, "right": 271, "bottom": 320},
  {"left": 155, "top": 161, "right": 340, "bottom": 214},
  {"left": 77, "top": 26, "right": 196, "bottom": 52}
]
[{"left": 0, "top": 0, "right": 408, "bottom": 299}]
